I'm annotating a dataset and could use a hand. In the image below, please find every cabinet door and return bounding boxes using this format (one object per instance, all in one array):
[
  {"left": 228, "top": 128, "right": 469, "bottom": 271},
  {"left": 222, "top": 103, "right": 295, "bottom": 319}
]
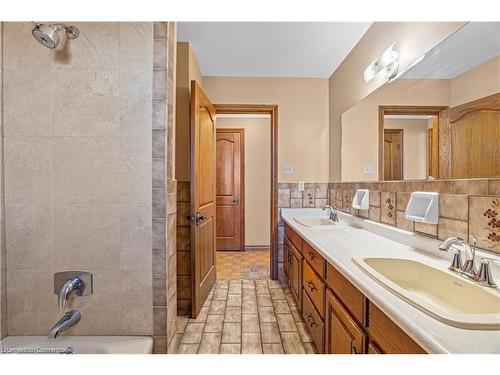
[
  {"left": 284, "top": 239, "right": 290, "bottom": 279},
  {"left": 367, "top": 341, "right": 383, "bottom": 354},
  {"left": 290, "top": 246, "right": 303, "bottom": 310},
  {"left": 325, "top": 290, "right": 366, "bottom": 354}
]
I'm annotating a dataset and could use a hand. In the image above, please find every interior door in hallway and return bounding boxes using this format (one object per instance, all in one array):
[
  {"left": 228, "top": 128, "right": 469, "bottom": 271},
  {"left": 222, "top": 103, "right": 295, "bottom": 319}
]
[
  {"left": 383, "top": 129, "right": 403, "bottom": 181},
  {"left": 190, "top": 80, "right": 217, "bottom": 317},
  {"left": 216, "top": 129, "right": 244, "bottom": 251}
]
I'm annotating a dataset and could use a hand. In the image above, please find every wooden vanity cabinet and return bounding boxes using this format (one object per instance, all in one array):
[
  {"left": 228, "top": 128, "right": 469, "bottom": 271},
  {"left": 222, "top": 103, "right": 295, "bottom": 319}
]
[
  {"left": 325, "top": 289, "right": 366, "bottom": 354},
  {"left": 283, "top": 222, "right": 427, "bottom": 354},
  {"left": 284, "top": 223, "right": 303, "bottom": 311}
]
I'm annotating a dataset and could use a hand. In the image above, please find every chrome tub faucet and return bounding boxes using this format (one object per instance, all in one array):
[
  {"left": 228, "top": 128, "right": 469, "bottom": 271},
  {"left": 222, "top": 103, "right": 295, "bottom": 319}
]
[{"left": 48, "top": 310, "right": 81, "bottom": 339}]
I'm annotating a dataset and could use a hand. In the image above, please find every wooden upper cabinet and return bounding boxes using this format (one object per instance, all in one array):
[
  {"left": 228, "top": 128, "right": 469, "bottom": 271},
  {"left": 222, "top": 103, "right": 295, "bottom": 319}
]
[{"left": 325, "top": 289, "right": 366, "bottom": 354}]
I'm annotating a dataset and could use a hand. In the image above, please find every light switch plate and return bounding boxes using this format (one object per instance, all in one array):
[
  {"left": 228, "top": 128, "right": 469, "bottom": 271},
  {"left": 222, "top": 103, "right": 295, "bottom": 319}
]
[
  {"left": 363, "top": 164, "right": 375, "bottom": 175},
  {"left": 283, "top": 164, "right": 294, "bottom": 175}
]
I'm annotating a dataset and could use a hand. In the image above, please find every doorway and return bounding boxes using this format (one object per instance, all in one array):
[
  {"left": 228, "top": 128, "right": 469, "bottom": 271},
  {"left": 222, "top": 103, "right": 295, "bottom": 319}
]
[
  {"left": 383, "top": 129, "right": 403, "bottom": 181},
  {"left": 215, "top": 113, "right": 273, "bottom": 280}
]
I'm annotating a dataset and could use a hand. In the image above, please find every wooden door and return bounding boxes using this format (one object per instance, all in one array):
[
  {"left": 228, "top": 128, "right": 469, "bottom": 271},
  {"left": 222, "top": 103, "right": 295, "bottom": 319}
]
[
  {"left": 325, "top": 290, "right": 366, "bottom": 354},
  {"left": 190, "top": 81, "right": 217, "bottom": 318},
  {"left": 383, "top": 129, "right": 403, "bottom": 180},
  {"left": 216, "top": 129, "right": 244, "bottom": 251}
]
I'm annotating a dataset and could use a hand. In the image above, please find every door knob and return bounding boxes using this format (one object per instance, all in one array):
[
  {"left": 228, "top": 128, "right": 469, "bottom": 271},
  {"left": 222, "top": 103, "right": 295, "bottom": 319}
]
[
  {"left": 193, "top": 212, "right": 206, "bottom": 224},
  {"left": 233, "top": 197, "right": 240, "bottom": 204}
]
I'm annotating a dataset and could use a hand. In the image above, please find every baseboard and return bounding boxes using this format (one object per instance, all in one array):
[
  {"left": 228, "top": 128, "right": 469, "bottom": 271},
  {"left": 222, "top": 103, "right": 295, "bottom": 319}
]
[{"left": 244, "top": 245, "right": 270, "bottom": 252}]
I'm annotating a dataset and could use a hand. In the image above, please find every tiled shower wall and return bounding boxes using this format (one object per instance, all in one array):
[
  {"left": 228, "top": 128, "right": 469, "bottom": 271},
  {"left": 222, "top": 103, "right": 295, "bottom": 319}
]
[
  {"left": 330, "top": 179, "right": 500, "bottom": 255},
  {"left": 151, "top": 22, "right": 178, "bottom": 354},
  {"left": 0, "top": 22, "right": 6, "bottom": 340},
  {"left": 2, "top": 22, "right": 154, "bottom": 337}
]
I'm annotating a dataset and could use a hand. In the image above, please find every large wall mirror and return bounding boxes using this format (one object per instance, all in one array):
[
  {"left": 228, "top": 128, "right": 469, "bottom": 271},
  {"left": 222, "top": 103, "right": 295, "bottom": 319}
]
[{"left": 341, "top": 22, "right": 500, "bottom": 182}]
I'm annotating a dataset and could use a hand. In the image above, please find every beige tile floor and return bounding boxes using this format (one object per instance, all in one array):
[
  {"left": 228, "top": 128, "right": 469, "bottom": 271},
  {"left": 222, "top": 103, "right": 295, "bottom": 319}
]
[{"left": 175, "top": 279, "right": 317, "bottom": 354}]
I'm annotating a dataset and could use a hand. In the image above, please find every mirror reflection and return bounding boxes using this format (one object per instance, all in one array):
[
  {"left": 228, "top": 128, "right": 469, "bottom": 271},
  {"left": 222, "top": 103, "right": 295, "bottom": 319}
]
[{"left": 341, "top": 22, "right": 500, "bottom": 182}]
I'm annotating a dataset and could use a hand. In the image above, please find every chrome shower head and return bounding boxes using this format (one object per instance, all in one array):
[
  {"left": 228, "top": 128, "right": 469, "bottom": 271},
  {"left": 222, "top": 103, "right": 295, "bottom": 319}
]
[{"left": 32, "top": 23, "right": 80, "bottom": 49}]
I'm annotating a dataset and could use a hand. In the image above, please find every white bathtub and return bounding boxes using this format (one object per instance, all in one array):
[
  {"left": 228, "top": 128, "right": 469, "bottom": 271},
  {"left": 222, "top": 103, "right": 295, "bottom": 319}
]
[{"left": 0, "top": 336, "right": 153, "bottom": 354}]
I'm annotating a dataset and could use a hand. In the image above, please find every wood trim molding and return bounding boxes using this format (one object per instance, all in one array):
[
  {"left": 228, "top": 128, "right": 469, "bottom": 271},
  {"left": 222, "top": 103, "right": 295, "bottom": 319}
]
[
  {"left": 378, "top": 105, "right": 448, "bottom": 181},
  {"left": 214, "top": 104, "right": 279, "bottom": 280}
]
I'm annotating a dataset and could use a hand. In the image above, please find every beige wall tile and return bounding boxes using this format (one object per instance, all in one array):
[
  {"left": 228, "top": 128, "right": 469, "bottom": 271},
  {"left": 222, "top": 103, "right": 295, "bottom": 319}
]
[
  {"left": 368, "top": 206, "right": 381, "bottom": 222},
  {"left": 5, "top": 204, "right": 52, "bottom": 271},
  {"left": 53, "top": 137, "right": 119, "bottom": 204},
  {"left": 414, "top": 222, "right": 438, "bottom": 237},
  {"left": 4, "top": 137, "right": 52, "bottom": 204},
  {"left": 52, "top": 70, "right": 119, "bottom": 136},
  {"left": 119, "top": 71, "right": 153, "bottom": 137},
  {"left": 438, "top": 218, "right": 468, "bottom": 241},
  {"left": 452, "top": 179, "right": 488, "bottom": 195},
  {"left": 4, "top": 71, "right": 52, "bottom": 136},
  {"left": 119, "top": 23, "right": 153, "bottom": 71},
  {"left": 440, "top": 194, "right": 469, "bottom": 221},
  {"left": 53, "top": 204, "right": 120, "bottom": 270},
  {"left": 469, "top": 196, "right": 500, "bottom": 253},
  {"left": 487, "top": 179, "right": 500, "bottom": 195},
  {"left": 396, "top": 211, "right": 414, "bottom": 232},
  {"left": 120, "top": 135, "right": 152, "bottom": 204}
]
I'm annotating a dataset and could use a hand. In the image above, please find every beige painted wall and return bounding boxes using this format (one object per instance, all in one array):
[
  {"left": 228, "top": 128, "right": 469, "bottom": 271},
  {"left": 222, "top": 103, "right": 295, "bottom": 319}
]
[
  {"left": 2, "top": 22, "right": 153, "bottom": 335},
  {"left": 176, "top": 42, "right": 203, "bottom": 181},
  {"left": 341, "top": 79, "right": 450, "bottom": 181},
  {"left": 216, "top": 118, "right": 270, "bottom": 246},
  {"left": 450, "top": 55, "right": 500, "bottom": 107},
  {"left": 385, "top": 118, "right": 429, "bottom": 180},
  {"left": 329, "top": 22, "right": 465, "bottom": 181},
  {"left": 203, "top": 77, "right": 329, "bottom": 183}
]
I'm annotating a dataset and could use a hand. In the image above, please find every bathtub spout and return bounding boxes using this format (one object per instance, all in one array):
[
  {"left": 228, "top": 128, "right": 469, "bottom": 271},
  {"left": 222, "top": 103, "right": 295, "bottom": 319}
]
[{"left": 49, "top": 310, "right": 81, "bottom": 339}]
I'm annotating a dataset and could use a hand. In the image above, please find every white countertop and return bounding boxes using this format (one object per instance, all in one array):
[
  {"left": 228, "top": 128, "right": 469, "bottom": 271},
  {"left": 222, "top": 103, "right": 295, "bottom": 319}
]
[{"left": 281, "top": 208, "right": 500, "bottom": 354}]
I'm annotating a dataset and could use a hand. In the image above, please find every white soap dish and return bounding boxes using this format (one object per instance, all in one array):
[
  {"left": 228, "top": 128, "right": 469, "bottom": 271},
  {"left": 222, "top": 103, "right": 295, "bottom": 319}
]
[
  {"left": 405, "top": 192, "right": 439, "bottom": 224},
  {"left": 352, "top": 189, "right": 369, "bottom": 210}
]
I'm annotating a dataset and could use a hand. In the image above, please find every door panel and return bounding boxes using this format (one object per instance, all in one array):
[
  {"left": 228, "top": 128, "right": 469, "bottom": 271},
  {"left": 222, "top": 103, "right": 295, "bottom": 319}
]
[
  {"left": 191, "top": 80, "right": 217, "bottom": 318},
  {"left": 216, "top": 129, "right": 244, "bottom": 251},
  {"left": 383, "top": 129, "right": 403, "bottom": 181}
]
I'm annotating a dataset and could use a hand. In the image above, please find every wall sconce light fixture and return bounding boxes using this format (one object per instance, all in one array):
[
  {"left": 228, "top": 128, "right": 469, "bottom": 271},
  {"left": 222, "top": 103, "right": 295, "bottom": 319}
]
[{"left": 363, "top": 43, "right": 399, "bottom": 82}]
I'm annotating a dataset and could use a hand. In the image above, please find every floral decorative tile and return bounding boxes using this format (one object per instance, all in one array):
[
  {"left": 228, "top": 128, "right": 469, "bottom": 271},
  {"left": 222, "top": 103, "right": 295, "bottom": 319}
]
[
  {"left": 469, "top": 196, "right": 500, "bottom": 254},
  {"left": 381, "top": 192, "right": 396, "bottom": 225}
]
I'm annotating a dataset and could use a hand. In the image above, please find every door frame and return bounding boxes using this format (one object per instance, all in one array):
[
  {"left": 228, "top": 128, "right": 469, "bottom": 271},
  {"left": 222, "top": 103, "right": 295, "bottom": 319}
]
[
  {"left": 214, "top": 104, "right": 279, "bottom": 280},
  {"left": 383, "top": 128, "right": 404, "bottom": 181},
  {"left": 216, "top": 128, "right": 245, "bottom": 251},
  {"left": 378, "top": 105, "right": 448, "bottom": 181}
]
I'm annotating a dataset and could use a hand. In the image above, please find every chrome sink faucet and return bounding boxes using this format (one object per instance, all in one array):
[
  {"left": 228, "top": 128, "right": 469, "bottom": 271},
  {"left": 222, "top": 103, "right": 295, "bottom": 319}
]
[
  {"left": 438, "top": 236, "right": 497, "bottom": 288},
  {"left": 49, "top": 310, "right": 81, "bottom": 339},
  {"left": 323, "top": 205, "right": 339, "bottom": 222}
]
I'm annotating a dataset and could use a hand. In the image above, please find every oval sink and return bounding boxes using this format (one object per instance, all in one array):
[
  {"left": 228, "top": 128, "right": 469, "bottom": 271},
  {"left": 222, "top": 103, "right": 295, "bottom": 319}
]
[
  {"left": 352, "top": 257, "right": 500, "bottom": 329},
  {"left": 294, "top": 217, "right": 337, "bottom": 227}
]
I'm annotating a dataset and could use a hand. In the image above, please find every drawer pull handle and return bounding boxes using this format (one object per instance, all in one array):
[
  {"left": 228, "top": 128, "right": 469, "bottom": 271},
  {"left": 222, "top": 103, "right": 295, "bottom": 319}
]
[
  {"left": 307, "top": 251, "right": 315, "bottom": 259},
  {"left": 306, "top": 314, "right": 316, "bottom": 327},
  {"left": 307, "top": 281, "right": 316, "bottom": 291},
  {"left": 351, "top": 346, "right": 358, "bottom": 354}
]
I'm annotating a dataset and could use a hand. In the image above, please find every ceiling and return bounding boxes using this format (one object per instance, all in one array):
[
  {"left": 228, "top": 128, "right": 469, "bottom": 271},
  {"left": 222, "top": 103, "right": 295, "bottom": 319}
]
[
  {"left": 177, "top": 22, "right": 372, "bottom": 78},
  {"left": 401, "top": 22, "right": 500, "bottom": 79}
]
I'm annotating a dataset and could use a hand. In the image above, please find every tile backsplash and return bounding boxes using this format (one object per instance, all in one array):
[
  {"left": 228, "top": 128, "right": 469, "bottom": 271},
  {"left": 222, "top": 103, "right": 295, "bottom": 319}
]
[{"left": 329, "top": 178, "right": 500, "bottom": 255}]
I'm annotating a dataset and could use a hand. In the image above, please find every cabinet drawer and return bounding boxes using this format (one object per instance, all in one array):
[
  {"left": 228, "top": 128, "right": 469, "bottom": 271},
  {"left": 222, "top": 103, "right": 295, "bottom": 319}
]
[
  {"left": 302, "top": 291, "right": 324, "bottom": 353},
  {"left": 290, "top": 229, "right": 303, "bottom": 254},
  {"left": 303, "top": 241, "right": 325, "bottom": 278},
  {"left": 326, "top": 263, "right": 366, "bottom": 325},
  {"left": 303, "top": 261, "right": 325, "bottom": 317},
  {"left": 284, "top": 222, "right": 292, "bottom": 241},
  {"left": 367, "top": 302, "right": 426, "bottom": 354}
]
